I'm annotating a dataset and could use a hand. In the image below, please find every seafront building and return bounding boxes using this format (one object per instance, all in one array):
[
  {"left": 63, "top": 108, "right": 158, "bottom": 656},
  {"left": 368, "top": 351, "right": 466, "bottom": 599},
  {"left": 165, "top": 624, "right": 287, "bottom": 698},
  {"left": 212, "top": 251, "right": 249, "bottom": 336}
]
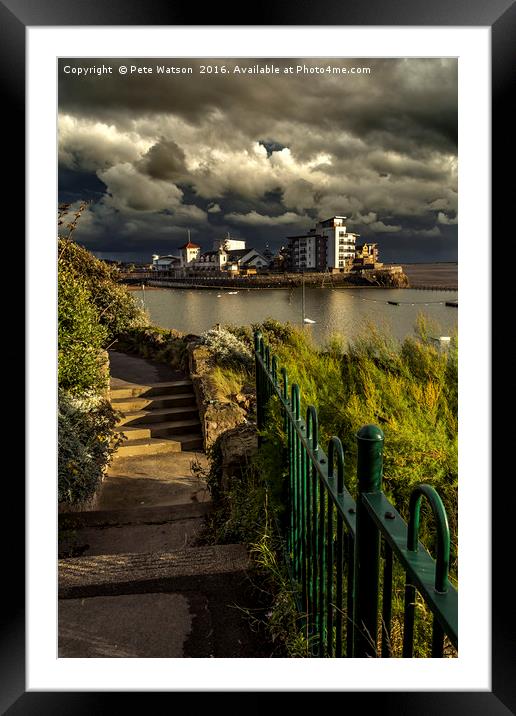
[
  {"left": 150, "top": 221, "right": 385, "bottom": 277},
  {"left": 286, "top": 216, "right": 359, "bottom": 272},
  {"left": 151, "top": 254, "right": 181, "bottom": 271},
  {"left": 151, "top": 234, "right": 269, "bottom": 275},
  {"left": 353, "top": 242, "right": 380, "bottom": 269}
]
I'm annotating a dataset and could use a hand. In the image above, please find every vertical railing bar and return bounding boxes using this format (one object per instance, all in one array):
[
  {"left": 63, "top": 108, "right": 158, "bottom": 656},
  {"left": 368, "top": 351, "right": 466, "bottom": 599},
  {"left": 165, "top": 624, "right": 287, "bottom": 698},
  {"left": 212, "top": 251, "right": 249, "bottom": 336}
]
[
  {"left": 431, "top": 615, "right": 445, "bottom": 658},
  {"left": 335, "top": 514, "right": 343, "bottom": 658},
  {"left": 328, "top": 437, "right": 344, "bottom": 659},
  {"left": 403, "top": 582, "right": 416, "bottom": 658},
  {"left": 381, "top": 541, "right": 393, "bottom": 658},
  {"left": 291, "top": 385, "right": 300, "bottom": 579},
  {"left": 311, "top": 467, "right": 318, "bottom": 650},
  {"left": 346, "top": 533, "right": 355, "bottom": 658},
  {"left": 305, "top": 442, "right": 312, "bottom": 637},
  {"left": 353, "top": 425, "right": 384, "bottom": 658},
  {"left": 287, "top": 411, "right": 292, "bottom": 556},
  {"left": 318, "top": 485, "right": 326, "bottom": 656},
  {"left": 299, "top": 435, "right": 306, "bottom": 596},
  {"left": 326, "top": 496, "right": 334, "bottom": 657},
  {"left": 296, "top": 427, "right": 301, "bottom": 581}
]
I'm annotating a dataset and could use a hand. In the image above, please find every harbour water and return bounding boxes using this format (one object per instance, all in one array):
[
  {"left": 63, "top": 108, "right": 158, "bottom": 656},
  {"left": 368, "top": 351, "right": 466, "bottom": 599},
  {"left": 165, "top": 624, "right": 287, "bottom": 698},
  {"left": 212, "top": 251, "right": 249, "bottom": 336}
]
[{"left": 132, "top": 286, "right": 458, "bottom": 345}]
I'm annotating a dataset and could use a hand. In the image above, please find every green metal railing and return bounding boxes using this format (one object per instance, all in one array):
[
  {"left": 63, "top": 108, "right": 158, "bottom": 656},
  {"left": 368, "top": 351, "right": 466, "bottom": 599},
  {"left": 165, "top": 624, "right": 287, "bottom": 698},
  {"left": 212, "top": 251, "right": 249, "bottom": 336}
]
[{"left": 254, "top": 331, "right": 458, "bottom": 658}]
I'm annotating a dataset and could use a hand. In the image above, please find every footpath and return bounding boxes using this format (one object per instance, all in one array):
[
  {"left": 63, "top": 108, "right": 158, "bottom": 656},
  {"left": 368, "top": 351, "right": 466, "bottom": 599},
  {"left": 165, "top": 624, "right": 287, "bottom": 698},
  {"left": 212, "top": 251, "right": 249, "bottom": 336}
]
[{"left": 58, "top": 351, "right": 268, "bottom": 658}]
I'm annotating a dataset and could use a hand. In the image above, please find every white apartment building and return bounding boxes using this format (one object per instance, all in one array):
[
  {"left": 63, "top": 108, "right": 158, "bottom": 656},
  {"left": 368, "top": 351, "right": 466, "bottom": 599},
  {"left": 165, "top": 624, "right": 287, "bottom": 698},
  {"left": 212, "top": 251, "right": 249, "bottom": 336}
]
[
  {"left": 287, "top": 216, "right": 358, "bottom": 272},
  {"left": 315, "top": 216, "right": 358, "bottom": 270}
]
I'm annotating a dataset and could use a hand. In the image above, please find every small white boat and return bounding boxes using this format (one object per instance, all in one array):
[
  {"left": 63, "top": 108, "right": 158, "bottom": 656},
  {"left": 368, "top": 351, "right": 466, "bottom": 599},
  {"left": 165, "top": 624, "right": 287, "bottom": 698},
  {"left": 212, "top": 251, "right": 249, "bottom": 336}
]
[
  {"left": 217, "top": 294, "right": 222, "bottom": 298},
  {"left": 301, "top": 276, "right": 315, "bottom": 324},
  {"left": 227, "top": 291, "right": 239, "bottom": 295}
]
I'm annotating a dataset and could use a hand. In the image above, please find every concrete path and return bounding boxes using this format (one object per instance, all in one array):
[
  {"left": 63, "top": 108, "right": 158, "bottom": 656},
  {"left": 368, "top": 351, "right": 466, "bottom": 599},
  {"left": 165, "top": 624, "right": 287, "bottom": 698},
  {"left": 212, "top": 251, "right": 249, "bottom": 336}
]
[
  {"left": 109, "top": 349, "right": 185, "bottom": 387},
  {"left": 58, "top": 351, "right": 269, "bottom": 658}
]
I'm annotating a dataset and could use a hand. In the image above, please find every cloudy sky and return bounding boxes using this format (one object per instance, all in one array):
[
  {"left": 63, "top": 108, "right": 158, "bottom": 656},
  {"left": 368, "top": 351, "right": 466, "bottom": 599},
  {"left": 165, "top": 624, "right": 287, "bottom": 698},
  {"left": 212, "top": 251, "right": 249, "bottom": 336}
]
[{"left": 58, "top": 58, "right": 457, "bottom": 263}]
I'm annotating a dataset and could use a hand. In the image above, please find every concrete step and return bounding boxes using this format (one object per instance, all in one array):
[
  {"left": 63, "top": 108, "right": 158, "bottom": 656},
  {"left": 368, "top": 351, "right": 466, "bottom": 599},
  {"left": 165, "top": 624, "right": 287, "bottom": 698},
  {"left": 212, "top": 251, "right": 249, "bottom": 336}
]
[
  {"left": 115, "top": 437, "right": 182, "bottom": 457},
  {"left": 117, "top": 405, "right": 199, "bottom": 427},
  {"left": 59, "top": 544, "right": 250, "bottom": 597},
  {"left": 110, "top": 380, "right": 194, "bottom": 400},
  {"left": 59, "top": 517, "right": 207, "bottom": 557},
  {"left": 119, "top": 419, "right": 201, "bottom": 438},
  {"left": 59, "top": 502, "right": 212, "bottom": 529},
  {"left": 173, "top": 433, "right": 204, "bottom": 451},
  {"left": 59, "top": 591, "right": 213, "bottom": 658},
  {"left": 116, "top": 432, "right": 203, "bottom": 454},
  {"left": 111, "top": 392, "right": 196, "bottom": 412}
]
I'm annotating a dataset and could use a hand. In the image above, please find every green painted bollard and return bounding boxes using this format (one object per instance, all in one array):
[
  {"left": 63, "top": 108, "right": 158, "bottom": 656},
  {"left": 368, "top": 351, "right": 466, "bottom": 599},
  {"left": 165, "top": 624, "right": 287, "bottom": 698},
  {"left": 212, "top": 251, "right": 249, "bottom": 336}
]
[{"left": 353, "top": 424, "right": 384, "bottom": 658}]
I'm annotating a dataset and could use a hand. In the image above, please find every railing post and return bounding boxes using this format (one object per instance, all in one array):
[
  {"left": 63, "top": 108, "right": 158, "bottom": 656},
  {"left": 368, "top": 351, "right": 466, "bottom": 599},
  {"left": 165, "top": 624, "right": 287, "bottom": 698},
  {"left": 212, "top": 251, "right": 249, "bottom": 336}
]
[
  {"left": 353, "top": 424, "right": 384, "bottom": 657},
  {"left": 254, "top": 331, "right": 263, "bottom": 438}
]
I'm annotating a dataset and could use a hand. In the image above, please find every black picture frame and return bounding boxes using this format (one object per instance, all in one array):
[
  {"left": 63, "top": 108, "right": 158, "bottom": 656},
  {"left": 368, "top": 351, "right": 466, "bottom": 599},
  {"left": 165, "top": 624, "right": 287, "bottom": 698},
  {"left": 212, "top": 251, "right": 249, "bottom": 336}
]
[{"left": 7, "top": 0, "right": 513, "bottom": 711}]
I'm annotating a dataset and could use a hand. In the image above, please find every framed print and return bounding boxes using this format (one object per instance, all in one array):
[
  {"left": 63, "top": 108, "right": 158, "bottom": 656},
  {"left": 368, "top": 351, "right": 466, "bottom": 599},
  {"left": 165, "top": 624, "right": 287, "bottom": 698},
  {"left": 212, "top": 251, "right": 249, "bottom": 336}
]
[{"left": 5, "top": 0, "right": 513, "bottom": 710}]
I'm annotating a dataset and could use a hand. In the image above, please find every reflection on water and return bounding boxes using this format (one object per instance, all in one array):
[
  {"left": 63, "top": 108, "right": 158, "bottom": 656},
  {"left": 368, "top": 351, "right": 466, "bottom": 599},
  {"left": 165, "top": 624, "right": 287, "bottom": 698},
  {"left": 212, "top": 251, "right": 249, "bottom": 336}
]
[{"left": 133, "top": 286, "right": 458, "bottom": 345}]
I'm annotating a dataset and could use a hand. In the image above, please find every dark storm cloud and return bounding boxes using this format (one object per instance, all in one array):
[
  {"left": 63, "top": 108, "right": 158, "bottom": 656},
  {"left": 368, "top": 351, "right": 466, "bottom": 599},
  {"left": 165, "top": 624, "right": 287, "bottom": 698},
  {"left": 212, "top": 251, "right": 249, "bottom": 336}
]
[
  {"left": 58, "top": 58, "right": 457, "bottom": 260},
  {"left": 59, "top": 59, "right": 457, "bottom": 154},
  {"left": 138, "top": 140, "right": 187, "bottom": 181}
]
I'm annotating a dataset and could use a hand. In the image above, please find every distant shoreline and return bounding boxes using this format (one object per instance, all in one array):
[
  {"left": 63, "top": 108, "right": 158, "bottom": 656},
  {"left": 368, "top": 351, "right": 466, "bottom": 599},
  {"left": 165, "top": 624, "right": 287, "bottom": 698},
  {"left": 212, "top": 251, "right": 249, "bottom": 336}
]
[{"left": 122, "top": 262, "right": 457, "bottom": 292}]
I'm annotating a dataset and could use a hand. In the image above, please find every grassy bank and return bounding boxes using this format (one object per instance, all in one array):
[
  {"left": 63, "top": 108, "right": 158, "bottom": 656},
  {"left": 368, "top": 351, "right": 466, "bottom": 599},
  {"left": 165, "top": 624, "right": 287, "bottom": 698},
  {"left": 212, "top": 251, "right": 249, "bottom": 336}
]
[{"left": 200, "top": 318, "right": 458, "bottom": 656}]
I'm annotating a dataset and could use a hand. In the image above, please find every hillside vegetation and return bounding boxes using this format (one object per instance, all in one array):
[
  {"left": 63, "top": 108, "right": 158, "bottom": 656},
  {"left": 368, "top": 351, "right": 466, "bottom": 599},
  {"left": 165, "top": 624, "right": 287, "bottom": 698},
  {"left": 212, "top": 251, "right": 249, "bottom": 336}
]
[{"left": 58, "top": 208, "right": 147, "bottom": 505}]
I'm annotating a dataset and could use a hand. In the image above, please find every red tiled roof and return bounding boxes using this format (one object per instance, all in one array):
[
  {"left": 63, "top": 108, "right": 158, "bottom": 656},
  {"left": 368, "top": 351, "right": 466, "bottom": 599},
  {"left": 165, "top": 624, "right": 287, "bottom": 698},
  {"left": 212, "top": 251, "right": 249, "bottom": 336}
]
[{"left": 179, "top": 242, "right": 200, "bottom": 249}]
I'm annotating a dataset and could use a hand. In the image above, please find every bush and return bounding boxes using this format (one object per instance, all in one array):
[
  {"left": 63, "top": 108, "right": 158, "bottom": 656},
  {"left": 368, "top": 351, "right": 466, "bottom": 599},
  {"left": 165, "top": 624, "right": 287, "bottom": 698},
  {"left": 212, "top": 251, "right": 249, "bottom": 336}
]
[
  {"left": 58, "top": 266, "right": 108, "bottom": 395},
  {"left": 57, "top": 212, "right": 143, "bottom": 507},
  {"left": 58, "top": 389, "right": 122, "bottom": 505},
  {"left": 58, "top": 238, "right": 147, "bottom": 341},
  {"left": 200, "top": 325, "right": 254, "bottom": 370},
  {"left": 115, "top": 326, "right": 189, "bottom": 371}
]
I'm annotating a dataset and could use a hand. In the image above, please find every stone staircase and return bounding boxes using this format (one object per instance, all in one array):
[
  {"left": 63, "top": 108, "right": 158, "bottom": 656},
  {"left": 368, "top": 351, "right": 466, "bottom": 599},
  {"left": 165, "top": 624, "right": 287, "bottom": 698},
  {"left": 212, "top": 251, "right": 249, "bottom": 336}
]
[
  {"left": 58, "top": 352, "right": 270, "bottom": 658},
  {"left": 112, "top": 379, "right": 203, "bottom": 456},
  {"left": 58, "top": 504, "right": 258, "bottom": 658}
]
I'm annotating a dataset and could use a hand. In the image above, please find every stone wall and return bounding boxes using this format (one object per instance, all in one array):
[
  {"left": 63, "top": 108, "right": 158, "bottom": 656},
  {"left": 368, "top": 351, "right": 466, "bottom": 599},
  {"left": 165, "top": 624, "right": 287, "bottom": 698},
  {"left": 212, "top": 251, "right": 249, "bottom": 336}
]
[
  {"left": 218, "top": 424, "right": 258, "bottom": 493},
  {"left": 188, "top": 342, "right": 248, "bottom": 450}
]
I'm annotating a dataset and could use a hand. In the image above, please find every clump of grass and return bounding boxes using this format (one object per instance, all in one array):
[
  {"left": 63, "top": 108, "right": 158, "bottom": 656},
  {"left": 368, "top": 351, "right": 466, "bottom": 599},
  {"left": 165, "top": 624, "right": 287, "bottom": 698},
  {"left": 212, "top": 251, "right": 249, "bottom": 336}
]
[
  {"left": 250, "top": 529, "right": 311, "bottom": 657},
  {"left": 207, "top": 365, "right": 247, "bottom": 403}
]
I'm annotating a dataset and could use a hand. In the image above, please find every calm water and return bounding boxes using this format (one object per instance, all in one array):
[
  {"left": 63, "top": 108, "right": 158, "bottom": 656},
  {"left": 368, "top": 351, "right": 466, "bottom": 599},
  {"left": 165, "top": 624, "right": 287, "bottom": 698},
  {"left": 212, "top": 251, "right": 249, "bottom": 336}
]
[{"left": 132, "top": 287, "right": 458, "bottom": 345}]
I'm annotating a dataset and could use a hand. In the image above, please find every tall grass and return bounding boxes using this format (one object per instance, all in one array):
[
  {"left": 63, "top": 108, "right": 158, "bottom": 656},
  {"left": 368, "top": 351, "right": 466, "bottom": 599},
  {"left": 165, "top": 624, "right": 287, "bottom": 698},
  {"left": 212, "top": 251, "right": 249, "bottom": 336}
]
[
  {"left": 207, "top": 317, "right": 458, "bottom": 655},
  {"left": 227, "top": 316, "right": 458, "bottom": 574}
]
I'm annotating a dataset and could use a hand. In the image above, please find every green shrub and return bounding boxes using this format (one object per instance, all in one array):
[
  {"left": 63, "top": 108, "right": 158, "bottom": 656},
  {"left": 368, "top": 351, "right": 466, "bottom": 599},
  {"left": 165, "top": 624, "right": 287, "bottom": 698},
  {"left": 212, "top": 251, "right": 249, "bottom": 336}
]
[
  {"left": 115, "top": 326, "right": 189, "bottom": 371},
  {"left": 200, "top": 325, "right": 253, "bottom": 370},
  {"left": 58, "top": 266, "right": 108, "bottom": 394},
  {"left": 58, "top": 238, "right": 146, "bottom": 341},
  {"left": 58, "top": 389, "right": 122, "bottom": 505}
]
